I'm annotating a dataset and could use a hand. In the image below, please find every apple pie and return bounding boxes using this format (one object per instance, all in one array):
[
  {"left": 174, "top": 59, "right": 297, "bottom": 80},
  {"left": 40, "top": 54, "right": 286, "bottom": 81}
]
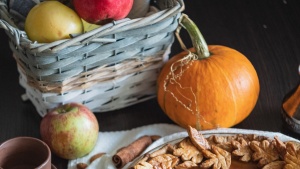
[{"left": 131, "top": 126, "right": 300, "bottom": 169}]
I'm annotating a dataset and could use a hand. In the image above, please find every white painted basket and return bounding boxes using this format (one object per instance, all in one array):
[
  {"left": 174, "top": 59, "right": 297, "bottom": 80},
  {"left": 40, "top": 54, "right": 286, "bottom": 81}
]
[{"left": 0, "top": 0, "right": 184, "bottom": 116}]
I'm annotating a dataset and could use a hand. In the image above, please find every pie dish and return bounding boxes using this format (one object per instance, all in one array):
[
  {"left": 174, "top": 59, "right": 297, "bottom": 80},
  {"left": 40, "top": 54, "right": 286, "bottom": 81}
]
[{"left": 125, "top": 127, "right": 300, "bottom": 169}]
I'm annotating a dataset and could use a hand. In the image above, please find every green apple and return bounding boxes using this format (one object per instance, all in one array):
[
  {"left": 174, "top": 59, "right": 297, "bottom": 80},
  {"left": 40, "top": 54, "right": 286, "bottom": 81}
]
[{"left": 40, "top": 103, "right": 99, "bottom": 159}]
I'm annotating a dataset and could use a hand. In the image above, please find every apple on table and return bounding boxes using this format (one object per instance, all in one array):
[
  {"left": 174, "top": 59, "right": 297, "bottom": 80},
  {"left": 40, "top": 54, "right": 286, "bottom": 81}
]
[{"left": 40, "top": 103, "right": 99, "bottom": 160}]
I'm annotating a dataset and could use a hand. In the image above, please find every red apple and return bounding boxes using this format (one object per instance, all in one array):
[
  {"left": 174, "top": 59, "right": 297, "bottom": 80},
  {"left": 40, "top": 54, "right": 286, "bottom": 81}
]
[
  {"left": 72, "top": 0, "right": 134, "bottom": 25},
  {"left": 40, "top": 103, "right": 99, "bottom": 160}
]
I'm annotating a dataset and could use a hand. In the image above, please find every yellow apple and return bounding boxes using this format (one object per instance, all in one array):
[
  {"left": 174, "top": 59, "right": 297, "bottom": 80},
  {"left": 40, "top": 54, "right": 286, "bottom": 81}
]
[{"left": 25, "top": 1, "right": 83, "bottom": 43}]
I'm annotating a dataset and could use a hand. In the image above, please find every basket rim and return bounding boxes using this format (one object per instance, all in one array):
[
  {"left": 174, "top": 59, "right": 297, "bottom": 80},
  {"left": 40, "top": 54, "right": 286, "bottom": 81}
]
[{"left": 0, "top": 0, "right": 184, "bottom": 53}]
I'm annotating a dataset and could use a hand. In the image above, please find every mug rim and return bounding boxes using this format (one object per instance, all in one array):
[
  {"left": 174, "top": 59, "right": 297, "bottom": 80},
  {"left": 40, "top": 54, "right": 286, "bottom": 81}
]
[{"left": 0, "top": 136, "right": 51, "bottom": 169}]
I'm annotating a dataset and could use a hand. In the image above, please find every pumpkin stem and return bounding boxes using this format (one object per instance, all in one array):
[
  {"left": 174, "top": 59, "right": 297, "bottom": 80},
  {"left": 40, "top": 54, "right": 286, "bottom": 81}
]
[{"left": 179, "top": 14, "right": 210, "bottom": 59}]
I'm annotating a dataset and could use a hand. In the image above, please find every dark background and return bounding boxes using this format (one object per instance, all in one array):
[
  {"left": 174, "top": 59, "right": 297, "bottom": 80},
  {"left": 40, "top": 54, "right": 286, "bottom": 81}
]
[{"left": 1, "top": 0, "right": 300, "bottom": 168}]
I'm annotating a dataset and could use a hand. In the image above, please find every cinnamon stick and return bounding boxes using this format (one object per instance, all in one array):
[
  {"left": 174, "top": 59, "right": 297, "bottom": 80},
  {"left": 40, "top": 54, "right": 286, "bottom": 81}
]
[{"left": 112, "top": 135, "right": 160, "bottom": 168}]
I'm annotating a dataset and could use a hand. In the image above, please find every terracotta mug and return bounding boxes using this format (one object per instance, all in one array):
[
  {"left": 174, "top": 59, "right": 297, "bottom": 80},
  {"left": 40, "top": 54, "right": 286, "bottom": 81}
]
[{"left": 0, "top": 137, "right": 52, "bottom": 169}]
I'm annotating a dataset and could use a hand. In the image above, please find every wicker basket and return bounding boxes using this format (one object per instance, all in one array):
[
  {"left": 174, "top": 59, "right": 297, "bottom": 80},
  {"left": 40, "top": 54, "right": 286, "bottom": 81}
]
[{"left": 0, "top": 0, "right": 184, "bottom": 116}]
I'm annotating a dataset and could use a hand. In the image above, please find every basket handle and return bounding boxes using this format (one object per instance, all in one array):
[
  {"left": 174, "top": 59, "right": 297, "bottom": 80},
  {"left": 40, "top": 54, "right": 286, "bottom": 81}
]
[
  {"left": 0, "top": 18, "right": 26, "bottom": 47},
  {"left": 0, "top": 2, "right": 25, "bottom": 46},
  {"left": 0, "top": 19, "right": 13, "bottom": 30}
]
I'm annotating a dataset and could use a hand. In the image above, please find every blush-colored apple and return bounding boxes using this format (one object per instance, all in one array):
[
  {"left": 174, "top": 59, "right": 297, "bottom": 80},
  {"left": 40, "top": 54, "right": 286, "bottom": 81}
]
[
  {"left": 72, "top": 0, "right": 134, "bottom": 25},
  {"left": 40, "top": 103, "right": 99, "bottom": 160}
]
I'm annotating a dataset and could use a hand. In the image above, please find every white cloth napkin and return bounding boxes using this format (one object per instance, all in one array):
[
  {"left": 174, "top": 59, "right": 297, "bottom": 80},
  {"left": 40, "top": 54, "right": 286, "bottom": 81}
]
[{"left": 67, "top": 123, "right": 185, "bottom": 169}]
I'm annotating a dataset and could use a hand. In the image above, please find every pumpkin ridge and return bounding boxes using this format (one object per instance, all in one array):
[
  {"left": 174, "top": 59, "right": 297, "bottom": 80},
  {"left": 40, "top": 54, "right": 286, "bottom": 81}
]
[
  {"left": 216, "top": 46, "right": 259, "bottom": 124},
  {"left": 209, "top": 54, "right": 238, "bottom": 127},
  {"left": 210, "top": 48, "right": 259, "bottom": 125},
  {"left": 162, "top": 88, "right": 167, "bottom": 113},
  {"left": 235, "top": 60, "right": 260, "bottom": 124}
]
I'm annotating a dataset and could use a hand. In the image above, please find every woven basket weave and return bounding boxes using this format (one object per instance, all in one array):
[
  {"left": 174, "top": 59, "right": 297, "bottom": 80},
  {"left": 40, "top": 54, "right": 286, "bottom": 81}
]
[{"left": 0, "top": 0, "right": 184, "bottom": 116}]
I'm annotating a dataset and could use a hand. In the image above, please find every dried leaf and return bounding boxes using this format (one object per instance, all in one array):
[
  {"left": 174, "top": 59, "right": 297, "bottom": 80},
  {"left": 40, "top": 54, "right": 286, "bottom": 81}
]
[
  {"left": 200, "top": 145, "right": 231, "bottom": 169},
  {"left": 187, "top": 125, "right": 211, "bottom": 150},
  {"left": 173, "top": 138, "right": 203, "bottom": 163},
  {"left": 240, "top": 134, "right": 269, "bottom": 142},
  {"left": 284, "top": 142, "right": 300, "bottom": 169},
  {"left": 250, "top": 140, "right": 280, "bottom": 167},
  {"left": 133, "top": 161, "right": 153, "bottom": 169},
  {"left": 148, "top": 154, "right": 180, "bottom": 169},
  {"left": 285, "top": 141, "right": 300, "bottom": 151},
  {"left": 207, "top": 135, "right": 235, "bottom": 152},
  {"left": 274, "top": 136, "right": 287, "bottom": 159},
  {"left": 175, "top": 160, "right": 198, "bottom": 169},
  {"left": 150, "top": 144, "right": 174, "bottom": 158},
  {"left": 231, "top": 138, "right": 252, "bottom": 162}
]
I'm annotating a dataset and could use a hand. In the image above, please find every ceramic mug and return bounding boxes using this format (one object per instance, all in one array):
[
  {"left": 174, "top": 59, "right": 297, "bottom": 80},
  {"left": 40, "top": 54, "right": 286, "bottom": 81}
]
[{"left": 0, "top": 137, "right": 52, "bottom": 169}]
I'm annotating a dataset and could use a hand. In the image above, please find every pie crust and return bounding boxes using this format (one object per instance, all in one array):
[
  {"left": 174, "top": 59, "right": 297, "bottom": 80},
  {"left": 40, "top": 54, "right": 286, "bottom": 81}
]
[{"left": 131, "top": 126, "right": 300, "bottom": 169}]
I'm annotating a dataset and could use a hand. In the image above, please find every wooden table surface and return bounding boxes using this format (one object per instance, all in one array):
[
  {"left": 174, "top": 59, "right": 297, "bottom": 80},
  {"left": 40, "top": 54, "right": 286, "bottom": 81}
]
[{"left": 0, "top": 0, "right": 300, "bottom": 168}]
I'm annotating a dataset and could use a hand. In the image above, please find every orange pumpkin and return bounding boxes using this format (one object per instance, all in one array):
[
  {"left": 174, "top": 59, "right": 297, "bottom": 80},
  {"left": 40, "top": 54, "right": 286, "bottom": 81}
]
[{"left": 157, "top": 15, "right": 260, "bottom": 130}]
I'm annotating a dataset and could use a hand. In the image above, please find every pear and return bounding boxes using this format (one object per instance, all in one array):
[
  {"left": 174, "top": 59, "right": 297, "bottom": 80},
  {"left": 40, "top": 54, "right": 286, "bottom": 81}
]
[{"left": 25, "top": 1, "right": 83, "bottom": 43}]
